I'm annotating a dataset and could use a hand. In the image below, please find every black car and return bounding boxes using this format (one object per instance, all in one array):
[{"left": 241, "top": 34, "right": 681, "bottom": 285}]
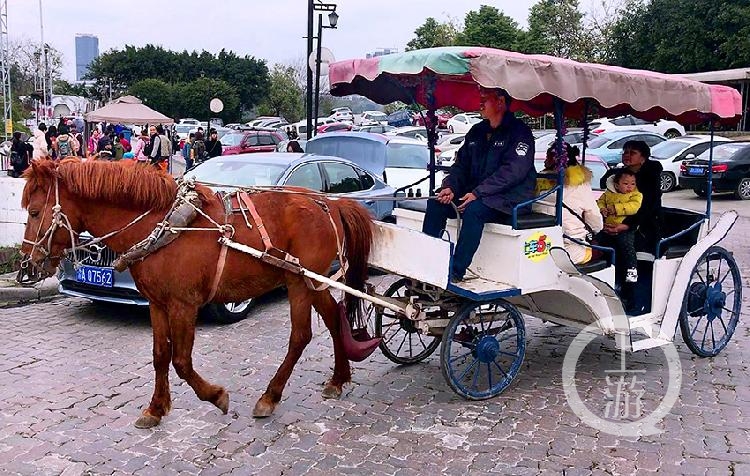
[{"left": 679, "top": 141, "right": 750, "bottom": 199}]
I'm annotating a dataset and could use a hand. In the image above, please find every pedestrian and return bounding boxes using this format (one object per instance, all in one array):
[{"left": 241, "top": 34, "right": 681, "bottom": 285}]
[
  {"left": 33, "top": 123, "right": 48, "bottom": 159},
  {"left": 157, "top": 125, "right": 170, "bottom": 171},
  {"left": 88, "top": 129, "right": 102, "bottom": 157},
  {"left": 286, "top": 140, "right": 303, "bottom": 153},
  {"left": 69, "top": 124, "right": 84, "bottom": 157},
  {"left": 9, "top": 131, "right": 30, "bottom": 177},
  {"left": 45, "top": 125, "right": 57, "bottom": 159},
  {"left": 205, "top": 128, "right": 223, "bottom": 158},
  {"left": 132, "top": 128, "right": 150, "bottom": 164},
  {"left": 112, "top": 135, "right": 125, "bottom": 161},
  {"left": 147, "top": 125, "right": 164, "bottom": 169},
  {"left": 118, "top": 132, "right": 131, "bottom": 153},
  {"left": 182, "top": 132, "right": 195, "bottom": 170},
  {"left": 421, "top": 86, "right": 536, "bottom": 282},
  {"left": 54, "top": 124, "right": 79, "bottom": 159}
]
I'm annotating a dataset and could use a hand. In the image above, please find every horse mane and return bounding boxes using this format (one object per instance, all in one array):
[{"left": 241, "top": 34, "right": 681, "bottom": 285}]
[{"left": 22, "top": 158, "right": 180, "bottom": 211}]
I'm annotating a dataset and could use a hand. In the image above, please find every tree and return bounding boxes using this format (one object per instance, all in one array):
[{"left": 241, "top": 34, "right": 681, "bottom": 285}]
[
  {"left": 7, "top": 39, "right": 64, "bottom": 97},
  {"left": 256, "top": 65, "right": 304, "bottom": 123},
  {"left": 608, "top": 0, "right": 750, "bottom": 73},
  {"left": 128, "top": 79, "right": 176, "bottom": 118},
  {"left": 406, "top": 17, "right": 460, "bottom": 51},
  {"left": 175, "top": 78, "right": 240, "bottom": 123},
  {"left": 457, "top": 6, "right": 522, "bottom": 51},
  {"left": 520, "top": 0, "right": 590, "bottom": 60}
]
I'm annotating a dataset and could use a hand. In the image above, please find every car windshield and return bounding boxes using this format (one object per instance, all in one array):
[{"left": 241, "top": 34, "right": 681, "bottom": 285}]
[
  {"left": 650, "top": 140, "right": 690, "bottom": 159},
  {"left": 368, "top": 113, "right": 386, "bottom": 119},
  {"left": 386, "top": 143, "right": 429, "bottom": 168},
  {"left": 185, "top": 159, "right": 287, "bottom": 187},
  {"left": 220, "top": 133, "right": 244, "bottom": 146},
  {"left": 175, "top": 125, "right": 193, "bottom": 134},
  {"left": 696, "top": 143, "right": 750, "bottom": 161},
  {"left": 587, "top": 161, "right": 608, "bottom": 191},
  {"left": 587, "top": 135, "right": 613, "bottom": 149}
]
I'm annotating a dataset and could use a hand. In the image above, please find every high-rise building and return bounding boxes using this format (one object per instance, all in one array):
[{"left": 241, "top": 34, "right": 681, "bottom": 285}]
[{"left": 75, "top": 34, "right": 99, "bottom": 81}]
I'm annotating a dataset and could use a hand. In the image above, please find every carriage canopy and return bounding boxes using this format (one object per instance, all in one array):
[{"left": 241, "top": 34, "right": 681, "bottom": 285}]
[{"left": 329, "top": 46, "right": 743, "bottom": 125}]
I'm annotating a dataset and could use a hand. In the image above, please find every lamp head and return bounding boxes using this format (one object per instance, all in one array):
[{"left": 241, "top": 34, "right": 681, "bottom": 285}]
[{"left": 328, "top": 10, "right": 339, "bottom": 28}]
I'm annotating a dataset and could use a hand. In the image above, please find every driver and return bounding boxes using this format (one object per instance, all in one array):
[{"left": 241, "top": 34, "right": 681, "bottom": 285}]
[{"left": 422, "top": 86, "right": 536, "bottom": 282}]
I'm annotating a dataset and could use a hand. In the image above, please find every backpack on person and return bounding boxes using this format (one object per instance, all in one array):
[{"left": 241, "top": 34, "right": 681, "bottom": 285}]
[
  {"left": 57, "top": 136, "right": 73, "bottom": 157},
  {"left": 159, "top": 134, "right": 170, "bottom": 159},
  {"left": 192, "top": 139, "right": 206, "bottom": 162}
]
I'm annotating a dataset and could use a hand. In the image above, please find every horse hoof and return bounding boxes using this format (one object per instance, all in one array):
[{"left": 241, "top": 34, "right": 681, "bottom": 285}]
[
  {"left": 214, "top": 389, "right": 229, "bottom": 415},
  {"left": 322, "top": 382, "right": 342, "bottom": 400},
  {"left": 134, "top": 414, "right": 161, "bottom": 429},
  {"left": 252, "top": 399, "right": 276, "bottom": 418}
]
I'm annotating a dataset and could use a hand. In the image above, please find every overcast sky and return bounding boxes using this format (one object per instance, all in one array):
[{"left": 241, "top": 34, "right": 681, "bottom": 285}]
[{"left": 8, "top": 0, "right": 555, "bottom": 81}]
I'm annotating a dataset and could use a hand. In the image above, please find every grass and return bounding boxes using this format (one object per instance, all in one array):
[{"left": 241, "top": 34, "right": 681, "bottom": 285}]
[{"left": 0, "top": 247, "right": 22, "bottom": 274}]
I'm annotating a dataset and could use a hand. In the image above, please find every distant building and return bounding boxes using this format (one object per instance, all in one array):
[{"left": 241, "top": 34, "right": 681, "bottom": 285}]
[
  {"left": 366, "top": 48, "right": 398, "bottom": 59},
  {"left": 75, "top": 34, "right": 99, "bottom": 81}
]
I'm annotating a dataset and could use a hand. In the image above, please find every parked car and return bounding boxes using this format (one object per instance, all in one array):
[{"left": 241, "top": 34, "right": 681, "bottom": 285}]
[
  {"left": 288, "top": 118, "right": 337, "bottom": 140},
  {"left": 360, "top": 111, "right": 388, "bottom": 125},
  {"left": 179, "top": 118, "right": 200, "bottom": 126},
  {"left": 220, "top": 130, "right": 286, "bottom": 155},
  {"left": 58, "top": 152, "right": 395, "bottom": 323},
  {"left": 650, "top": 135, "right": 732, "bottom": 192},
  {"left": 329, "top": 107, "right": 354, "bottom": 123},
  {"left": 386, "top": 110, "right": 412, "bottom": 128},
  {"left": 533, "top": 130, "right": 598, "bottom": 157},
  {"left": 174, "top": 124, "right": 194, "bottom": 141},
  {"left": 276, "top": 139, "right": 307, "bottom": 152},
  {"left": 306, "top": 132, "right": 443, "bottom": 197},
  {"left": 679, "top": 141, "right": 750, "bottom": 199},
  {"left": 353, "top": 124, "right": 396, "bottom": 134},
  {"left": 412, "top": 109, "right": 452, "bottom": 128},
  {"left": 589, "top": 115, "right": 685, "bottom": 138},
  {"left": 446, "top": 112, "right": 481, "bottom": 133},
  {"left": 385, "top": 126, "right": 430, "bottom": 142},
  {"left": 534, "top": 154, "right": 609, "bottom": 197},
  {"left": 585, "top": 130, "right": 666, "bottom": 167},
  {"left": 317, "top": 122, "right": 353, "bottom": 134},
  {"left": 246, "top": 116, "right": 286, "bottom": 128}
]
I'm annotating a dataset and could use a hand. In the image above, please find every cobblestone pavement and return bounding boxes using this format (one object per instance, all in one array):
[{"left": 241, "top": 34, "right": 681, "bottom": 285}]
[{"left": 1, "top": 218, "right": 749, "bottom": 476}]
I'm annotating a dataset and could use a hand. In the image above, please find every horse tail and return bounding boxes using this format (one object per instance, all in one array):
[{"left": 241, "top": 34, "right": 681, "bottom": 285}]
[{"left": 336, "top": 199, "right": 374, "bottom": 326}]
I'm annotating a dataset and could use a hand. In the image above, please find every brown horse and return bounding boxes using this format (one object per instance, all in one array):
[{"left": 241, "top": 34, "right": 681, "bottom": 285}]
[{"left": 19, "top": 158, "right": 373, "bottom": 427}]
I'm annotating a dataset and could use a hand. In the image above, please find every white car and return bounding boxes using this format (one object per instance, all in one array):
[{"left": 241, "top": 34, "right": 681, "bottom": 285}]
[
  {"left": 446, "top": 113, "right": 481, "bottom": 133},
  {"left": 385, "top": 126, "right": 430, "bottom": 142},
  {"left": 589, "top": 115, "right": 685, "bottom": 138},
  {"left": 289, "top": 118, "right": 337, "bottom": 139},
  {"left": 179, "top": 118, "right": 200, "bottom": 126},
  {"left": 650, "top": 135, "right": 732, "bottom": 192},
  {"left": 360, "top": 110, "right": 388, "bottom": 125},
  {"left": 330, "top": 107, "right": 354, "bottom": 123}
]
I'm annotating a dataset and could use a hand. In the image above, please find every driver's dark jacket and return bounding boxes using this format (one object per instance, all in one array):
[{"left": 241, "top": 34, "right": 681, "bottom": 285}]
[{"left": 442, "top": 112, "right": 536, "bottom": 215}]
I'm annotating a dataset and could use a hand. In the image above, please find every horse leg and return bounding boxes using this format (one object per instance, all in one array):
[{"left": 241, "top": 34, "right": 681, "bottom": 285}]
[
  {"left": 168, "top": 303, "right": 229, "bottom": 415},
  {"left": 253, "top": 280, "right": 313, "bottom": 418},
  {"left": 135, "top": 305, "right": 173, "bottom": 429},
  {"left": 313, "top": 291, "right": 351, "bottom": 400}
]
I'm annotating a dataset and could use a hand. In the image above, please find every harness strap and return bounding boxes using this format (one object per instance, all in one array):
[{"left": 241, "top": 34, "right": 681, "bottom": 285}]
[
  {"left": 305, "top": 202, "right": 349, "bottom": 292},
  {"left": 207, "top": 229, "right": 232, "bottom": 303},
  {"left": 238, "top": 191, "right": 273, "bottom": 251}
]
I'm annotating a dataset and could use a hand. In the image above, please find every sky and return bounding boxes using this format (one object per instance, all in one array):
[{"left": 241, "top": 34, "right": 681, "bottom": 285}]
[{"left": 8, "top": 0, "right": 550, "bottom": 82}]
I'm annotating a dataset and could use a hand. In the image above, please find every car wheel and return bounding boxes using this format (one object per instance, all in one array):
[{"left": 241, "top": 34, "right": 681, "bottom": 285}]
[
  {"left": 660, "top": 172, "right": 676, "bottom": 193},
  {"left": 693, "top": 189, "right": 707, "bottom": 198},
  {"left": 201, "top": 298, "right": 254, "bottom": 324},
  {"left": 665, "top": 129, "right": 681, "bottom": 139},
  {"left": 734, "top": 178, "right": 750, "bottom": 200}
]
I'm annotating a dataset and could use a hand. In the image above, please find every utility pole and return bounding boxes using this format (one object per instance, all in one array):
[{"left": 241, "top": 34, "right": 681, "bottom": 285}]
[
  {"left": 306, "top": 0, "right": 314, "bottom": 139},
  {"left": 0, "top": 0, "right": 12, "bottom": 138},
  {"left": 39, "top": 0, "right": 48, "bottom": 123}
]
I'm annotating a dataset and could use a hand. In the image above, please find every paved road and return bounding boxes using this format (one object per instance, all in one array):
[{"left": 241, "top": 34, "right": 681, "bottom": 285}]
[{"left": 1, "top": 197, "right": 749, "bottom": 475}]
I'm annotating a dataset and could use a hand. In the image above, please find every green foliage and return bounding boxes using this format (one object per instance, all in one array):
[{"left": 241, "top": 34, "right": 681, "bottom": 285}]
[
  {"left": 175, "top": 78, "right": 240, "bottom": 124},
  {"left": 609, "top": 0, "right": 750, "bottom": 73},
  {"left": 406, "top": 17, "right": 460, "bottom": 50},
  {"left": 457, "top": 5, "right": 521, "bottom": 50},
  {"left": 128, "top": 79, "right": 176, "bottom": 118},
  {"left": 256, "top": 65, "right": 304, "bottom": 123},
  {"left": 86, "top": 44, "right": 269, "bottom": 111},
  {"left": 520, "top": 0, "right": 590, "bottom": 60}
]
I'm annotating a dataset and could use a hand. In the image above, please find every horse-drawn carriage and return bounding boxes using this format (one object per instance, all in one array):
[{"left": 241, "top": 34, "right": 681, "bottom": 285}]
[{"left": 17, "top": 46, "right": 744, "bottom": 426}]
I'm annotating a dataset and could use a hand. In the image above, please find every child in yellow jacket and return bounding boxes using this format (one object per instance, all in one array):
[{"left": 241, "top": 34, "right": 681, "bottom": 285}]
[{"left": 596, "top": 168, "right": 643, "bottom": 283}]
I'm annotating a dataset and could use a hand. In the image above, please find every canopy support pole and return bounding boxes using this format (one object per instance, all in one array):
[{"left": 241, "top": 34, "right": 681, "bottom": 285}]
[
  {"left": 706, "top": 120, "right": 715, "bottom": 226},
  {"left": 553, "top": 98, "right": 565, "bottom": 225},
  {"left": 581, "top": 100, "right": 590, "bottom": 166},
  {"left": 424, "top": 73, "right": 438, "bottom": 195}
]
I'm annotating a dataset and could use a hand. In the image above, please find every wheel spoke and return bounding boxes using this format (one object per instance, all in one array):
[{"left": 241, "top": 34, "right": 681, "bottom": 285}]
[
  {"left": 471, "top": 361, "right": 481, "bottom": 390},
  {"left": 384, "top": 327, "right": 403, "bottom": 345},
  {"left": 710, "top": 320, "right": 717, "bottom": 349},
  {"left": 722, "top": 306, "right": 735, "bottom": 315},
  {"left": 450, "top": 350, "right": 474, "bottom": 364},
  {"left": 493, "top": 359, "right": 509, "bottom": 378},
  {"left": 701, "top": 320, "right": 710, "bottom": 351},
  {"left": 457, "top": 358, "right": 479, "bottom": 382},
  {"left": 725, "top": 289, "right": 736, "bottom": 297},
  {"left": 719, "top": 267, "right": 733, "bottom": 286},
  {"left": 487, "top": 363, "right": 493, "bottom": 389},
  {"left": 477, "top": 309, "right": 486, "bottom": 333},
  {"left": 395, "top": 331, "right": 409, "bottom": 355},
  {"left": 695, "top": 269, "right": 706, "bottom": 285},
  {"left": 690, "top": 315, "right": 704, "bottom": 340},
  {"left": 499, "top": 350, "right": 518, "bottom": 358},
  {"left": 407, "top": 332, "right": 413, "bottom": 358},
  {"left": 717, "top": 315, "right": 728, "bottom": 334},
  {"left": 417, "top": 332, "right": 428, "bottom": 351}
]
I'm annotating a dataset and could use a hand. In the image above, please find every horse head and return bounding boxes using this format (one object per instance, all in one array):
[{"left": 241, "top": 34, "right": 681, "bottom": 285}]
[{"left": 18, "top": 158, "right": 85, "bottom": 283}]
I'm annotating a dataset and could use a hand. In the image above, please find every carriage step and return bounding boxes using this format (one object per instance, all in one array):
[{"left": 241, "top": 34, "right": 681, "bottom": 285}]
[{"left": 630, "top": 337, "right": 672, "bottom": 352}]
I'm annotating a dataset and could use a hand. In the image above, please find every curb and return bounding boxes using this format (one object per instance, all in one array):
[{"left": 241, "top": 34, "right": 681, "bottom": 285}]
[{"left": 0, "top": 273, "right": 60, "bottom": 307}]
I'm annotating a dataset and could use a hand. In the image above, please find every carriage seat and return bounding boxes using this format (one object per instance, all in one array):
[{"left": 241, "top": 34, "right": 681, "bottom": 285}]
[
  {"left": 575, "top": 258, "right": 610, "bottom": 274},
  {"left": 396, "top": 201, "right": 556, "bottom": 230},
  {"left": 657, "top": 207, "right": 705, "bottom": 259}
]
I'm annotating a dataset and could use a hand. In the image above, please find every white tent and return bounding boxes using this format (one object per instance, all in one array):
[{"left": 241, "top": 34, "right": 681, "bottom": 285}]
[{"left": 85, "top": 95, "right": 173, "bottom": 125}]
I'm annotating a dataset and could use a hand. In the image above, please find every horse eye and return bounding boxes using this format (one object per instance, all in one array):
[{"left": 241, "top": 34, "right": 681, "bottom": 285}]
[{"left": 29, "top": 210, "right": 39, "bottom": 218}]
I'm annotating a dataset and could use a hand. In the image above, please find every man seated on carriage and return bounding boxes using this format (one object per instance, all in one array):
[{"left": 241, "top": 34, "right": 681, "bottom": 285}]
[{"left": 422, "top": 86, "right": 536, "bottom": 282}]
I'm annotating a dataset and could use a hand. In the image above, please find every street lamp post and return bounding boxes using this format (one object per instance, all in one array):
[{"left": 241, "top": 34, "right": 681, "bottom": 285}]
[
  {"left": 306, "top": 1, "right": 337, "bottom": 139},
  {"left": 313, "top": 9, "right": 338, "bottom": 138}
]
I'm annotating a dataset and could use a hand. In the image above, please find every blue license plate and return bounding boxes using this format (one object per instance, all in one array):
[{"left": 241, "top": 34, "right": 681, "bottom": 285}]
[
  {"left": 689, "top": 167, "right": 705, "bottom": 175},
  {"left": 75, "top": 266, "right": 114, "bottom": 287}
]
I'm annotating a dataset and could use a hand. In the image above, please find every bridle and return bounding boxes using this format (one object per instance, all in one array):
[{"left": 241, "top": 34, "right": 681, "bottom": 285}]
[{"left": 17, "top": 174, "right": 153, "bottom": 285}]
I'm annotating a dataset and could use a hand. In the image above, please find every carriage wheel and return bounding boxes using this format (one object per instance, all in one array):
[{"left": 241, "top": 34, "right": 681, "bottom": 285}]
[
  {"left": 440, "top": 300, "right": 526, "bottom": 400},
  {"left": 679, "top": 246, "right": 742, "bottom": 357},
  {"left": 375, "top": 278, "right": 441, "bottom": 364}
]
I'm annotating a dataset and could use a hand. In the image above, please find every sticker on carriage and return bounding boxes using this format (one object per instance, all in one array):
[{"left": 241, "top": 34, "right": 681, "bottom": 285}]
[
  {"left": 523, "top": 232, "right": 551, "bottom": 262},
  {"left": 561, "top": 318, "right": 682, "bottom": 437}
]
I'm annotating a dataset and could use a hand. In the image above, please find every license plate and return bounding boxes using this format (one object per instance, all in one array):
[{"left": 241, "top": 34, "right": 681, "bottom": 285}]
[
  {"left": 75, "top": 266, "right": 114, "bottom": 287},
  {"left": 689, "top": 167, "right": 705, "bottom": 175}
]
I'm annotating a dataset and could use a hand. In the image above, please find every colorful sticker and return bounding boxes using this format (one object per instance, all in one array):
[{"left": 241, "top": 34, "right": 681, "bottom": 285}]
[{"left": 523, "top": 232, "right": 550, "bottom": 262}]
